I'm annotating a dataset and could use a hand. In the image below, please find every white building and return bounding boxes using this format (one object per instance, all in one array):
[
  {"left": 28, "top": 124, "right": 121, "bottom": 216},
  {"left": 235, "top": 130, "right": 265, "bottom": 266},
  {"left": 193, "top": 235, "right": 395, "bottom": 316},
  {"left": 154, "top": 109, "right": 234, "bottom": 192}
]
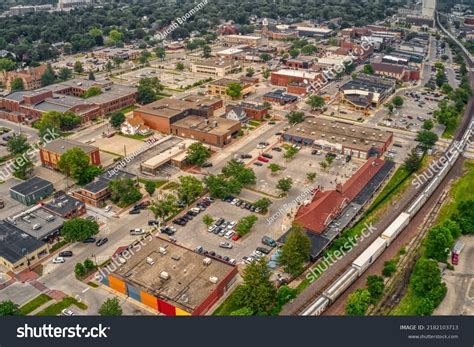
[{"left": 422, "top": 0, "right": 436, "bottom": 18}]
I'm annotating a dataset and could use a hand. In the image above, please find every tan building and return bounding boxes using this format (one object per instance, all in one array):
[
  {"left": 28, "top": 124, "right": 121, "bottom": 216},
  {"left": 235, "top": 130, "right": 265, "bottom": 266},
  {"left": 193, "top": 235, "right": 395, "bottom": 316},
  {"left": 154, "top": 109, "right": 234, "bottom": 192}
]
[
  {"left": 91, "top": 47, "right": 142, "bottom": 60},
  {"left": 222, "top": 34, "right": 263, "bottom": 46},
  {"left": 207, "top": 78, "right": 254, "bottom": 99},
  {"left": 190, "top": 59, "right": 241, "bottom": 77},
  {"left": 0, "top": 65, "right": 47, "bottom": 91}
]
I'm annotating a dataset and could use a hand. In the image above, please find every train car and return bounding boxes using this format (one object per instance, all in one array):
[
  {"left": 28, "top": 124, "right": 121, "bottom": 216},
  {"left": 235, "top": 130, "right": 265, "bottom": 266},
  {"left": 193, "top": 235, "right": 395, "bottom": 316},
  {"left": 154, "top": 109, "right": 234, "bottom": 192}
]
[
  {"left": 301, "top": 296, "right": 330, "bottom": 316},
  {"left": 438, "top": 163, "right": 450, "bottom": 181},
  {"left": 322, "top": 267, "right": 359, "bottom": 303},
  {"left": 352, "top": 237, "right": 387, "bottom": 275},
  {"left": 407, "top": 193, "right": 426, "bottom": 216},
  {"left": 424, "top": 176, "right": 440, "bottom": 196},
  {"left": 381, "top": 212, "right": 410, "bottom": 246}
]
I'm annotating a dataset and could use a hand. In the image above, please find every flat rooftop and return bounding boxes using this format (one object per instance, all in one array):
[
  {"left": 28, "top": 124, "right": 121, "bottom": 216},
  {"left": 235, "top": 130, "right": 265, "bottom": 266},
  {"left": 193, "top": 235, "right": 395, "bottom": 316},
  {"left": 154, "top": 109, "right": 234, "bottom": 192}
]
[
  {"left": 6, "top": 205, "right": 65, "bottom": 240},
  {"left": 43, "top": 192, "right": 85, "bottom": 216},
  {"left": 191, "top": 59, "right": 240, "bottom": 68},
  {"left": 111, "top": 237, "right": 236, "bottom": 312},
  {"left": 42, "top": 138, "right": 98, "bottom": 155},
  {"left": 208, "top": 78, "right": 241, "bottom": 87},
  {"left": 273, "top": 69, "right": 320, "bottom": 80},
  {"left": 0, "top": 221, "right": 45, "bottom": 264},
  {"left": 10, "top": 177, "right": 52, "bottom": 197},
  {"left": 171, "top": 115, "right": 239, "bottom": 136},
  {"left": 216, "top": 48, "right": 244, "bottom": 55},
  {"left": 224, "top": 34, "right": 262, "bottom": 40},
  {"left": 135, "top": 98, "right": 197, "bottom": 119}
]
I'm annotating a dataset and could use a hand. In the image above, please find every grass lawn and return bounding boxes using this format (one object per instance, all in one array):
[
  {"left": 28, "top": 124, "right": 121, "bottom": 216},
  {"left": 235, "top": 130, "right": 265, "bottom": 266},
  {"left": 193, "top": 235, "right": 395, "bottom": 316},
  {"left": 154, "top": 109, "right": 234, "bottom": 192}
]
[
  {"left": 36, "top": 297, "right": 88, "bottom": 316},
  {"left": 50, "top": 240, "right": 68, "bottom": 253},
  {"left": 213, "top": 286, "right": 242, "bottom": 316},
  {"left": 118, "top": 104, "right": 138, "bottom": 115},
  {"left": 138, "top": 178, "right": 168, "bottom": 189},
  {"left": 18, "top": 294, "right": 52, "bottom": 315},
  {"left": 248, "top": 120, "right": 261, "bottom": 127},
  {"left": 117, "top": 132, "right": 151, "bottom": 141},
  {"left": 161, "top": 181, "right": 180, "bottom": 190}
]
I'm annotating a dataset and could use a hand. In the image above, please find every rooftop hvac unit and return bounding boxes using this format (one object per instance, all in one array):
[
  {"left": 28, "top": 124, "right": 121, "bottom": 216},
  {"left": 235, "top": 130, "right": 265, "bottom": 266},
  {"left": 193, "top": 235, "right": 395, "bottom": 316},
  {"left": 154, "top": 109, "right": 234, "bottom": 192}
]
[
  {"left": 171, "top": 255, "right": 181, "bottom": 261},
  {"left": 379, "top": 134, "right": 383, "bottom": 137},
  {"left": 311, "top": 131, "right": 316, "bottom": 135},
  {"left": 203, "top": 257, "right": 212, "bottom": 266},
  {"left": 160, "top": 271, "right": 170, "bottom": 280},
  {"left": 352, "top": 129, "right": 356, "bottom": 132},
  {"left": 159, "top": 247, "right": 167, "bottom": 255},
  {"left": 209, "top": 276, "right": 218, "bottom": 284},
  {"left": 32, "top": 223, "right": 41, "bottom": 230},
  {"left": 46, "top": 215, "right": 55, "bottom": 222},
  {"left": 146, "top": 257, "right": 155, "bottom": 265}
]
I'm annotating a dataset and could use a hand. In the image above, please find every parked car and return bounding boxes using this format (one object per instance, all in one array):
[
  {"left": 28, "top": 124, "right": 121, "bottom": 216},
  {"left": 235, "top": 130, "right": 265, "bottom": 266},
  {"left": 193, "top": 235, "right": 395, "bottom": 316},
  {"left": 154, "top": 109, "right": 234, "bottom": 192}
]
[
  {"left": 96, "top": 238, "right": 108, "bottom": 247},
  {"left": 83, "top": 237, "right": 96, "bottom": 244},
  {"left": 148, "top": 220, "right": 159, "bottom": 226},
  {"left": 53, "top": 257, "right": 65, "bottom": 264},
  {"left": 61, "top": 309, "right": 75, "bottom": 316},
  {"left": 262, "top": 153, "right": 273, "bottom": 159},
  {"left": 256, "top": 247, "right": 271, "bottom": 255},
  {"left": 258, "top": 156, "right": 269, "bottom": 163},
  {"left": 215, "top": 218, "right": 225, "bottom": 226},
  {"left": 219, "top": 241, "right": 233, "bottom": 249},
  {"left": 58, "top": 251, "right": 73, "bottom": 257},
  {"left": 272, "top": 147, "right": 282, "bottom": 152},
  {"left": 262, "top": 236, "right": 277, "bottom": 248},
  {"left": 202, "top": 162, "right": 213, "bottom": 168},
  {"left": 130, "top": 228, "right": 145, "bottom": 235},
  {"left": 241, "top": 154, "right": 252, "bottom": 159},
  {"left": 129, "top": 209, "right": 140, "bottom": 215},
  {"left": 160, "top": 227, "right": 175, "bottom": 236},
  {"left": 254, "top": 162, "right": 263, "bottom": 166},
  {"left": 232, "top": 234, "right": 241, "bottom": 241},
  {"left": 104, "top": 205, "right": 112, "bottom": 212}
]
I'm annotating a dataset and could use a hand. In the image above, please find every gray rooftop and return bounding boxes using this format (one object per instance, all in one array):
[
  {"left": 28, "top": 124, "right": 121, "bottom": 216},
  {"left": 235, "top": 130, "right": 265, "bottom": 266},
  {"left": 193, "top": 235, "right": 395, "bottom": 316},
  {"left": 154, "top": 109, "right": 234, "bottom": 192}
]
[
  {"left": 10, "top": 177, "right": 53, "bottom": 197},
  {"left": 43, "top": 192, "right": 85, "bottom": 216},
  {"left": 6, "top": 206, "right": 65, "bottom": 241},
  {"left": 0, "top": 221, "right": 45, "bottom": 264},
  {"left": 42, "top": 138, "right": 98, "bottom": 155}
]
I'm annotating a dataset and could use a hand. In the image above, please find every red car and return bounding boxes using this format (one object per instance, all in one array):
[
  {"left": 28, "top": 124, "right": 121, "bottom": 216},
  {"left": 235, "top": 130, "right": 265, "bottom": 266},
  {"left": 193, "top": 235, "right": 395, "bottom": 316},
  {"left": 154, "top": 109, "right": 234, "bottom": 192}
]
[
  {"left": 232, "top": 234, "right": 241, "bottom": 241},
  {"left": 258, "top": 156, "right": 269, "bottom": 163}
]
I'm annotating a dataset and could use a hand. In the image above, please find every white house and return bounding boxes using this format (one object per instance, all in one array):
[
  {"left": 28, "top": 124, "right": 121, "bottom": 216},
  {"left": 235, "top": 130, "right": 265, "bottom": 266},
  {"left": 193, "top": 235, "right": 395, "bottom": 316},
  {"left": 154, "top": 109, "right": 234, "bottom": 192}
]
[
  {"left": 225, "top": 107, "right": 248, "bottom": 123},
  {"left": 121, "top": 117, "right": 151, "bottom": 136}
]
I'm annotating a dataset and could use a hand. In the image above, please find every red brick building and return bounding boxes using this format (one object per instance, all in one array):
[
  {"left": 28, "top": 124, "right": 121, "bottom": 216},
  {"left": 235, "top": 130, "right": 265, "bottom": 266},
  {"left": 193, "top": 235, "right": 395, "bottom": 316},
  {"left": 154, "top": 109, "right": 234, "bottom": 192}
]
[{"left": 40, "top": 139, "right": 101, "bottom": 170}]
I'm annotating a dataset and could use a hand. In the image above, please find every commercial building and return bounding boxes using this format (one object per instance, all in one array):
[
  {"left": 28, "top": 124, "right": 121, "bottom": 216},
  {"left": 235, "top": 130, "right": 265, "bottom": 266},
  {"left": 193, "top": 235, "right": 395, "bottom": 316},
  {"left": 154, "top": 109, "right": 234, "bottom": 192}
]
[
  {"left": 6, "top": 205, "right": 65, "bottom": 242},
  {"left": 222, "top": 34, "right": 263, "bottom": 46},
  {"left": 371, "top": 62, "right": 420, "bottom": 82},
  {"left": 140, "top": 139, "right": 197, "bottom": 174},
  {"left": 40, "top": 138, "right": 101, "bottom": 170},
  {"left": 10, "top": 177, "right": 54, "bottom": 206},
  {"left": 72, "top": 169, "right": 137, "bottom": 207},
  {"left": 282, "top": 118, "right": 393, "bottom": 159},
  {"left": 206, "top": 78, "right": 254, "bottom": 99},
  {"left": 0, "top": 220, "right": 50, "bottom": 273},
  {"left": 91, "top": 48, "right": 141, "bottom": 61},
  {"left": 190, "top": 59, "right": 241, "bottom": 77},
  {"left": 0, "top": 65, "right": 47, "bottom": 91},
  {"left": 270, "top": 69, "right": 323, "bottom": 87},
  {"left": 294, "top": 26, "right": 333, "bottom": 38},
  {"left": 422, "top": 0, "right": 436, "bottom": 18},
  {"left": 263, "top": 90, "right": 298, "bottom": 105},
  {"left": 42, "top": 192, "right": 86, "bottom": 219},
  {"left": 282, "top": 58, "right": 314, "bottom": 69},
  {"left": 238, "top": 102, "right": 269, "bottom": 121},
  {"left": 100, "top": 237, "right": 238, "bottom": 316},
  {"left": 340, "top": 74, "right": 396, "bottom": 110},
  {"left": 58, "top": 0, "right": 92, "bottom": 10},
  {"left": 0, "top": 79, "right": 136, "bottom": 125},
  {"left": 170, "top": 116, "right": 241, "bottom": 147},
  {"left": 261, "top": 25, "right": 299, "bottom": 40}
]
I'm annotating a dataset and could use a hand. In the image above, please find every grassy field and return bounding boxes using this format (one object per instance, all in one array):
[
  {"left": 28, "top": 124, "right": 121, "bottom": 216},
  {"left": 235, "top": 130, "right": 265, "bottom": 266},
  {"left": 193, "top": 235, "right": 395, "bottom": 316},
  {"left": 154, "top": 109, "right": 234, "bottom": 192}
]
[
  {"left": 138, "top": 178, "right": 168, "bottom": 189},
  {"left": 213, "top": 287, "right": 242, "bottom": 316},
  {"left": 117, "top": 132, "right": 151, "bottom": 141},
  {"left": 18, "top": 294, "right": 52, "bottom": 315},
  {"left": 36, "top": 297, "right": 88, "bottom": 316}
]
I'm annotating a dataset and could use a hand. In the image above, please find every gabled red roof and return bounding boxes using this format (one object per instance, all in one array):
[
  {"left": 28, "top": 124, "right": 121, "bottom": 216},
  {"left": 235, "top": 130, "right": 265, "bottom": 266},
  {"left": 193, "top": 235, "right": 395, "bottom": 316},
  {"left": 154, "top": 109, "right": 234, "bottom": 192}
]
[{"left": 295, "top": 157, "right": 384, "bottom": 234}]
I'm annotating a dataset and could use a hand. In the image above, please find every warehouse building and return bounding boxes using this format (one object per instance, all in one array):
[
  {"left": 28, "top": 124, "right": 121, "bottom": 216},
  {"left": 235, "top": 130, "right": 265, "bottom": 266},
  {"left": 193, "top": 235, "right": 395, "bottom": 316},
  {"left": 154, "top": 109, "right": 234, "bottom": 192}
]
[
  {"left": 190, "top": 59, "right": 241, "bottom": 77},
  {"left": 10, "top": 177, "right": 54, "bottom": 206},
  {"left": 40, "top": 138, "right": 101, "bottom": 170},
  {"left": 222, "top": 34, "right": 263, "bottom": 46},
  {"left": 100, "top": 237, "right": 238, "bottom": 316},
  {"left": 0, "top": 220, "right": 50, "bottom": 273},
  {"left": 270, "top": 69, "right": 323, "bottom": 87},
  {"left": 282, "top": 118, "right": 393, "bottom": 159},
  {"left": 340, "top": 74, "right": 396, "bottom": 109}
]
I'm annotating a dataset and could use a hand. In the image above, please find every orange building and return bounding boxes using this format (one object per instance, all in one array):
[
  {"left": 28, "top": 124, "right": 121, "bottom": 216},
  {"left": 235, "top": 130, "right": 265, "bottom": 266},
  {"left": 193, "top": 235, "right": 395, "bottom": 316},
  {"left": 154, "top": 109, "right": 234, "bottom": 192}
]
[{"left": 40, "top": 139, "right": 100, "bottom": 170}]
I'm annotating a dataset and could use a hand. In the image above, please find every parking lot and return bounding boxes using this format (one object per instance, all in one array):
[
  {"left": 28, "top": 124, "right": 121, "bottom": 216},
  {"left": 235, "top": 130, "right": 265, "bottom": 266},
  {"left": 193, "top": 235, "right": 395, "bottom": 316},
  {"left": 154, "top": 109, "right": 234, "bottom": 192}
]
[{"left": 251, "top": 145, "right": 363, "bottom": 196}]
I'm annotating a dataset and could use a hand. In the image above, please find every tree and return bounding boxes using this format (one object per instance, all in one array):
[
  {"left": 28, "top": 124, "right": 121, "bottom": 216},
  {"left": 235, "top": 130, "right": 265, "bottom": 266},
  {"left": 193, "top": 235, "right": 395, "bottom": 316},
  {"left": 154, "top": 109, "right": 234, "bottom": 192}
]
[
  {"left": 277, "top": 177, "right": 293, "bottom": 192},
  {"left": 84, "top": 258, "right": 96, "bottom": 270},
  {"left": 74, "top": 61, "right": 84, "bottom": 74},
  {"left": 416, "top": 130, "right": 438, "bottom": 150},
  {"left": 301, "top": 44, "right": 317, "bottom": 55},
  {"left": 177, "top": 176, "right": 203, "bottom": 205},
  {"left": 10, "top": 77, "right": 24, "bottom": 91},
  {"left": 233, "top": 258, "right": 277, "bottom": 314},
  {"left": 145, "top": 181, "right": 156, "bottom": 196},
  {"left": 12, "top": 155, "right": 33, "bottom": 180},
  {"left": 149, "top": 194, "right": 177, "bottom": 223},
  {"left": 441, "top": 83, "right": 453, "bottom": 95},
  {"left": 253, "top": 198, "right": 272, "bottom": 212},
  {"left": 366, "top": 275, "right": 385, "bottom": 304},
  {"left": 0, "top": 300, "right": 18, "bottom": 316},
  {"left": 204, "top": 174, "right": 242, "bottom": 199},
  {"left": 176, "top": 62, "right": 185, "bottom": 71},
  {"left": 112, "top": 56, "right": 124, "bottom": 68},
  {"left": 82, "top": 86, "right": 102, "bottom": 98},
  {"left": 136, "top": 77, "right": 164, "bottom": 104},
  {"left": 6, "top": 134, "right": 29, "bottom": 156},
  {"left": 422, "top": 119, "right": 434, "bottom": 131},
  {"left": 41, "top": 64, "right": 56, "bottom": 87},
  {"left": 109, "top": 178, "right": 143, "bottom": 207},
  {"left": 453, "top": 200, "right": 474, "bottom": 235},
  {"left": 154, "top": 47, "right": 166, "bottom": 60},
  {"left": 286, "top": 111, "right": 305, "bottom": 125},
  {"left": 262, "top": 68, "right": 270, "bottom": 80},
  {"left": 278, "top": 225, "right": 311, "bottom": 276},
  {"left": 202, "top": 45, "right": 211, "bottom": 58},
  {"left": 425, "top": 223, "right": 455, "bottom": 262},
  {"left": 235, "top": 215, "right": 258, "bottom": 236},
  {"left": 62, "top": 218, "right": 99, "bottom": 242},
  {"left": 289, "top": 48, "right": 300, "bottom": 58},
  {"left": 383, "top": 259, "right": 397, "bottom": 277},
  {"left": 58, "top": 148, "right": 92, "bottom": 182},
  {"left": 362, "top": 64, "right": 374, "bottom": 75},
  {"left": 222, "top": 159, "right": 256, "bottom": 185},
  {"left": 307, "top": 172, "right": 316, "bottom": 182},
  {"left": 139, "top": 50, "right": 152, "bottom": 65},
  {"left": 284, "top": 146, "right": 299, "bottom": 160},
  {"left": 230, "top": 307, "right": 254, "bottom": 316},
  {"left": 88, "top": 70, "right": 96, "bottom": 81},
  {"left": 392, "top": 96, "right": 404, "bottom": 108},
  {"left": 0, "top": 58, "right": 16, "bottom": 71},
  {"left": 345, "top": 288, "right": 371, "bottom": 316},
  {"left": 109, "top": 111, "right": 126, "bottom": 129},
  {"left": 57, "top": 67, "right": 72, "bottom": 81},
  {"left": 268, "top": 163, "right": 282, "bottom": 174},
  {"left": 246, "top": 67, "right": 255, "bottom": 77},
  {"left": 108, "top": 29, "right": 123, "bottom": 44},
  {"left": 105, "top": 60, "right": 113, "bottom": 74},
  {"left": 306, "top": 95, "right": 325, "bottom": 111},
  {"left": 226, "top": 82, "right": 243, "bottom": 99},
  {"left": 203, "top": 214, "right": 214, "bottom": 227},
  {"left": 320, "top": 161, "right": 328, "bottom": 171},
  {"left": 74, "top": 263, "right": 86, "bottom": 277},
  {"left": 185, "top": 142, "right": 211, "bottom": 167},
  {"left": 403, "top": 148, "right": 423, "bottom": 172},
  {"left": 260, "top": 53, "right": 271, "bottom": 62},
  {"left": 385, "top": 103, "right": 394, "bottom": 115},
  {"left": 99, "top": 298, "right": 122, "bottom": 316}
]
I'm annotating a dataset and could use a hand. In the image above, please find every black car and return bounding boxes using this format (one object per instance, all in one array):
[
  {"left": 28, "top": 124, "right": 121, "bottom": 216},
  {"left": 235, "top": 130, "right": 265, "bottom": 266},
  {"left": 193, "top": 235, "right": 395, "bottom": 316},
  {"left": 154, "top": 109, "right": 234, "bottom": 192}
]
[
  {"left": 202, "top": 162, "right": 213, "bottom": 168},
  {"left": 250, "top": 206, "right": 256, "bottom": 212},
  {"left": 213, "top": 227, "right": 221, "bottom": 235},
  {"left": 272, "top": 147, "right": 282, "bottom": 152},
  {"left": 215, "top": 218, "right": 225, "bottom": 226},
  {"left": 173, "top": 219, "right": 185, "bottom": 226},
  {"left": 256, "top": 247, "right": 271, "bottom": 255},
  {"left": 161, "top": 227, "right": 175, "bottom": 236},
  {"left": 262, "top": 153, "right": 273, "bottom": 159},
  {"left": 182, "top": 214, "right": 192, "bottom": 221},
  {"left": 245, "top": 203, "right": 252, "bottom": 210},
  {"left": 129, "top": 209, "right": 140, "bottom": 215},
  {"left": 253, "top": 162, "right": 263, "bottom": 166},
  {"left": 187, "top": 210, "right": 197, "bottom": 217},
  {"left": 240, "top": 154, "right": 252, "bottom": 159},
  {"left": 59, "top": 251, "right": 73, "bottom": 257},
  {"left": 96, "top": 238, "right": 108, "bottom": 247},
  {"left": 148, "top": 220, "right": 159, "bottom": 226},
  {"left": 83, "top": 237, "right": 96, "bottom": 244},
  {"left": 235, "top": 200, "right": 242, "bottom": 207}
]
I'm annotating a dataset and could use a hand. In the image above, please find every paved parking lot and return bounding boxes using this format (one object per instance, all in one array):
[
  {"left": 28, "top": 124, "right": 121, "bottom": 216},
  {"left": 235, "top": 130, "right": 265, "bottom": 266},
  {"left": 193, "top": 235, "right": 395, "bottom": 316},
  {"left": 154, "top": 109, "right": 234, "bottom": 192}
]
[{"left": 0, "top": 177, "right": 26, "bottom": 220}]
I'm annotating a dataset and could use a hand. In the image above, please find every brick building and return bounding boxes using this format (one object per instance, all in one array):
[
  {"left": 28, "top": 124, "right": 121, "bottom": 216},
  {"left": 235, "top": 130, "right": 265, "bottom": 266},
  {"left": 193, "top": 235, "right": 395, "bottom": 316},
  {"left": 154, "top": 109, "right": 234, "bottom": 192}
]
[
  {"left": 206, "top": 78, "right": 254, "bottom": 99},
  {"left": 40, "top": 138, "right": 101, "bottom": 170},
  {"left": 0, "top": 65, "right": 47, "bottom": 91},
  {"left": 190, "top": 59, "right": 241, "bottom": 77},
  {"left": 271, "top": 69, "right": 323, "bottom": 88}
]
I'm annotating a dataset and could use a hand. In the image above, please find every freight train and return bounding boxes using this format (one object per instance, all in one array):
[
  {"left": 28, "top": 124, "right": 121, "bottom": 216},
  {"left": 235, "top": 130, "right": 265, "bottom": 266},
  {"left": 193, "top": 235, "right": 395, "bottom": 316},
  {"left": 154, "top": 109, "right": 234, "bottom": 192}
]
[{"left": 301, "top": 120, "right": 474, "bottom": 316}]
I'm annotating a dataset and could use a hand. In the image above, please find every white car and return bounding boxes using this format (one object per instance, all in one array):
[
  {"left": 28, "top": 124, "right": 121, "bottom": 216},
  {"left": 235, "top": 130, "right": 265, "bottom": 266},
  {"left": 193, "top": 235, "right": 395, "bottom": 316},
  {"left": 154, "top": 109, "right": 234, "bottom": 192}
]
[
  {"left": 61, "top": 308, "right": 74, "bottom": 316},
  {"left": 219, "top": 241, "right": 233, "bottom": 249},
  {"left": 191, "top": 207, "right": 201, "bottom": 214},
  {"left": 231, "top": 199, "right": 239, "bottom": 205},
  {"left": 53, "top": 257, "right": 65, "bottom": 264},
  {"left": 130, "top": 228, "right": 145, "bottom": 235},
  {"left": 104, "top": 205, "right": 112, "bottom": 212},
  {"left": 208, "top": 225, "right": 217, "bottom": 233}
]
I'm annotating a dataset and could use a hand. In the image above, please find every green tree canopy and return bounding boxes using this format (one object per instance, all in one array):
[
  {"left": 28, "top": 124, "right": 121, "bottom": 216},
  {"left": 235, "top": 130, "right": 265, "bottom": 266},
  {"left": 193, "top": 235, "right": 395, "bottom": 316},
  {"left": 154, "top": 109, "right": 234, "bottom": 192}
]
[
  {"left": 185, "top": 142, "right": 211, "bottom": 167},
  {"left": 177, "top": 176, "right": 203, "bottom": 205},
  {"left": 278, "top": 225, "right": 311, "bottom": 276},
  {"left": 99, "top": 298, "right": 122, "bottom": 316},
  {"left": 61, "top": 218, "right": 99, "bottom": 242}
]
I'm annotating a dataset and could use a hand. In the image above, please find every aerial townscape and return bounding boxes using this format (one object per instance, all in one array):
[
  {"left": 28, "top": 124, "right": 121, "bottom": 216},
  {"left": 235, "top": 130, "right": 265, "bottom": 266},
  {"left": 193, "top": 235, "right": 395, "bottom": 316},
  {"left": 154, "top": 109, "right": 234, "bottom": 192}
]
[{"left": 0, "top": 0, "right": 473, "bottom": 322}]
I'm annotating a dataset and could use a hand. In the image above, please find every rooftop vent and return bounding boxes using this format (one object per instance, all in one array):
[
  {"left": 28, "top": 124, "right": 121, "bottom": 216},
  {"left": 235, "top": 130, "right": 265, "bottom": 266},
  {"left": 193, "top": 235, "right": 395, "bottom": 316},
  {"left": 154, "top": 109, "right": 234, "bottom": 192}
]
[
  {"left": 146, "top": 257, "right": 155, "bottom": 265},
  {"left": 203, "top": 257, "right": 212, "bottom": 266},
  {"left": 209, "top": 276, "right": 218, "bottom": 284},
  {"left": 159, "top": 247, "right": 167, "bottom": 255},
  {"left": 160, "top": 271, "right": 170, "bottom": 280}
]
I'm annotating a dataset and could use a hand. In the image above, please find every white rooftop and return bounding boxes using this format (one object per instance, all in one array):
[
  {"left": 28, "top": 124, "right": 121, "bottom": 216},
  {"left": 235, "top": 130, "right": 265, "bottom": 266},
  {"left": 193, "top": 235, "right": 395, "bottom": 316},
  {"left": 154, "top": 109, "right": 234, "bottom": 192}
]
[{"left": 274, "top": 69, "right": 320, "bottom": 80}]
